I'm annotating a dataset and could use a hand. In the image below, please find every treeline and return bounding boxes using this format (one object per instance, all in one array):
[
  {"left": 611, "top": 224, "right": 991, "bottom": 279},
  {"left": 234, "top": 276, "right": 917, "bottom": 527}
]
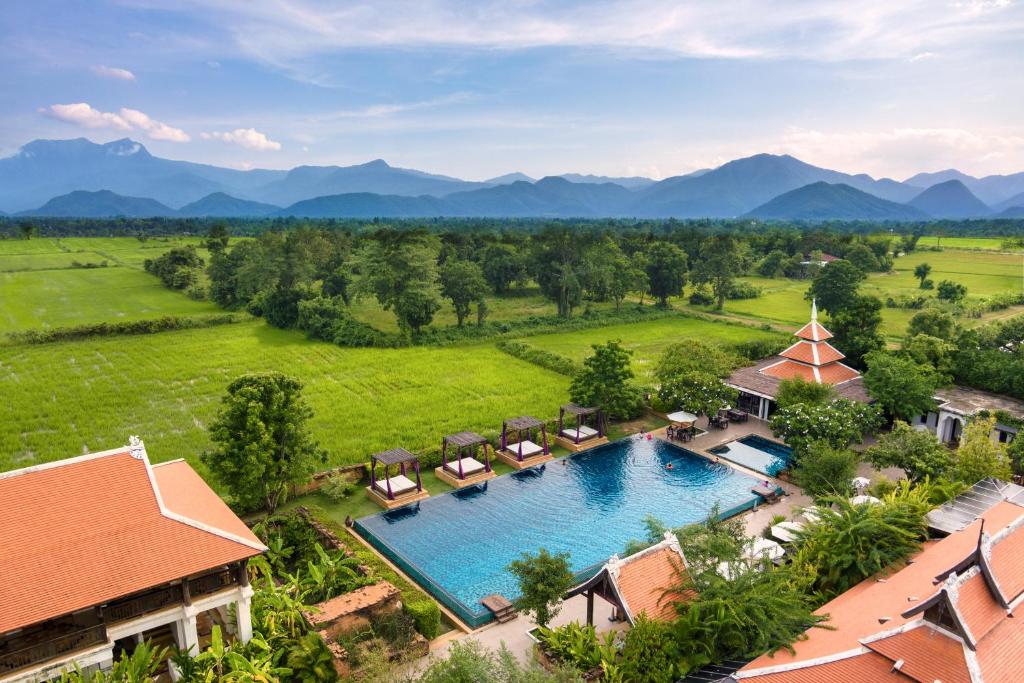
[
  {"left": 4, "top": 214, "right": 1024, "bottom": 239},
  {"left": 186, "top": 223, "right": 917, "bottom": 346}
]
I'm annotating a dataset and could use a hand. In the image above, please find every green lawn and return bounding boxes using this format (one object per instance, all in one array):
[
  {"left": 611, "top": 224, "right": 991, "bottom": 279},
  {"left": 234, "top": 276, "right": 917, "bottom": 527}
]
[
  {"left": 0, "top": 321, "right": 570, "bottom": 478},
  {"left": 0, "top": 267, "right": 221, "bottom": 332},
  {"left": 522, "top": 316, "right": 783, "bottom": 379}
]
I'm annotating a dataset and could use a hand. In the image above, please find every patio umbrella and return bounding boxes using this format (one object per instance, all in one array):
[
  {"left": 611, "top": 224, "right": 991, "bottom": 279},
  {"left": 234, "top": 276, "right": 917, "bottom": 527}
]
[
  {"left": 743, "top": 537, "right": 785, "bottom": 562},
  {"left": 851, "top": 476, "right": 871, "bottom": 491},
  {"left": 666, "top": 410, "right": 698, "bottom": 425},
  {"left": 849, "top": 495, "right": 881, "bottom": 506}
]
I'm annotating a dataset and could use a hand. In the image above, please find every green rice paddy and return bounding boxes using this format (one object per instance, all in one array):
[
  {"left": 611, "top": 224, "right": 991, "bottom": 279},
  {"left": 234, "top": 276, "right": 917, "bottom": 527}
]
[{"left": 0, "top": 321, "right": 568, "bottom": 476}]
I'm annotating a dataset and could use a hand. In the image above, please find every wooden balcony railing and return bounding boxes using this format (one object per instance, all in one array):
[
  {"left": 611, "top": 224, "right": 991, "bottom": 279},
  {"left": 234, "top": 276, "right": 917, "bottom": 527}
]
[
  {"left": 189, "top": 568, "right": 238, "bottom": 598},
  {"left": 104, "top": 585, "right": 182, "bottom": 623},
  {"left": 0, "top": 624, "right": 107, "bottom": 676}
]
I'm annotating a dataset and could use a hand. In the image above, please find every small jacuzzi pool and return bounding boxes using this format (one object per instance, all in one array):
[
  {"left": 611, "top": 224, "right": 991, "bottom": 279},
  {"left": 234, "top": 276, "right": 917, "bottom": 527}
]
[{"left": 708, "top": 435, "right": 792, "bottom": 477}]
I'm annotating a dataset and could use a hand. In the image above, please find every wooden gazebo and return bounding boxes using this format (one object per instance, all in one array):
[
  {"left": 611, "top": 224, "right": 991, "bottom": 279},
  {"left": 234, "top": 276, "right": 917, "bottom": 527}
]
[
  {"left": 554, "top": 403, "right": 609, "bottom": 452},
  {"left": 366, "top": 447, "right": 429, "bottom": 509},
  {"left": 435, "top": 431, "right": 496, "bottom": 488},
  {"left": 497, "top": 416, "right": 553, "bottom": 469}
]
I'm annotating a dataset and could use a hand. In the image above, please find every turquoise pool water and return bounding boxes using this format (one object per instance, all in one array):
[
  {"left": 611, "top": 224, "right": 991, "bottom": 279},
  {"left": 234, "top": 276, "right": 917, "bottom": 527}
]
[
  {"left": 708, "top": 435, "right": 793, "bottom": 477},
  {"left": 355, "top": 438, "right": 763, "bottom": 626}
]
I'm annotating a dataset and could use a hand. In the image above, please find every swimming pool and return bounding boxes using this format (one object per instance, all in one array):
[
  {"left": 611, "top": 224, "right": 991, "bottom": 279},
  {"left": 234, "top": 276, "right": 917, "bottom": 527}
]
[
  {"left": 708, "top": 435, "right": 792, "bottom": 477},
  {"left": 355, "top": 438, "right": 763, "bottom": 626}
]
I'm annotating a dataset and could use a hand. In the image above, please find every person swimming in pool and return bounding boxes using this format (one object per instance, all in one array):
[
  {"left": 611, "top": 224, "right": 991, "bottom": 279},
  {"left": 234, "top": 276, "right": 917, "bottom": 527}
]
[{"left": 666, "top": 462, "right": 674, "bottom": 470}]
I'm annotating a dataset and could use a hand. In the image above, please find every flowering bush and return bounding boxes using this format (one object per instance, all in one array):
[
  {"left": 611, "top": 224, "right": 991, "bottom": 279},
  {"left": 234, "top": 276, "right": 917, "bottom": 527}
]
[{"left": 769, "top": 399, "right": 882, "bottom": 459}]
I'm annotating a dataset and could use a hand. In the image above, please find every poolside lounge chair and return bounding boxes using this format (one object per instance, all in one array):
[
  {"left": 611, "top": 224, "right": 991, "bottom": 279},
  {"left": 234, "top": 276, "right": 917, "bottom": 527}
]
[
  {"left": 445, "top": 456, "right": 486, "bottom": 477},
  {"left": 744, "top": 537, "right": 785, "bottom": 562},
  {"left": 373, "top": 474, "right": 418, "bottom": 498},
  {"left": 507, "top": 440, "right": 544, "bottom": 458},
  {"left": 751, "top": 482, "right": 779, "bottom": 503},
  {"left": 560, "top": 425, "right": 599, "bottom": 441},
  {"left": 770, "top": 521, "right": 805, "bottom": 543}
]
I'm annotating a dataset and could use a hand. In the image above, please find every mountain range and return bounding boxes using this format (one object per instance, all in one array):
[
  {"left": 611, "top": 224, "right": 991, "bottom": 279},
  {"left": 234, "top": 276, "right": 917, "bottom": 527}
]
[{"left": 4, "top": 137, "right": 1024, "bottom": 221}]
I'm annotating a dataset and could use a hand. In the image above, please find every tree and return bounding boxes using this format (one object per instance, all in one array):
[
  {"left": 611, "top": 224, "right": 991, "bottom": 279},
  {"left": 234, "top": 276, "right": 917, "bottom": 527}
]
[
  {"left": 507, "top": 548, "right": 575, "bottom": 629},
  {"left": 953, "top": 416, "right": 1013, "bottom": 484},
  {"left": 654, "top": 339, "right": 736, "bottom": 384},
  {"left": 791, "top": 442, "right": 860, "bottom": 501},
  {"left": 481, "top": 245, "right": 526, "bottom": 294},
  {"left": 663, "top": 373, "right": 737, "bottom": 418},
  {"left": 533, "top": 229, "right": 584, "bottom": 318},
  {"left": 570, "top": 341, "right": 645, "bottom": 420},
  {"left": 908, "top": 309, "right": 955, "bottom": 340},
  {"left": 865, "top": 421, "right": 954, "bottom": 483},
  {"left": 757, "top": 250, "right": 788, "bottom": 278},
  {"left": 202, "top": 373, "right": 326, "bottom": 512},
  {"left": 775, "top": 377, "right": 835, "bottom": 409},
  {"left": 607, "top": 251, "right": 647, "bottom": 310},
  {"left": 618, "top": 614, "right": 679, "bottom": 683},
  {"left": 644, "top": 242, "right": 688, "bottom": 307},
  {"left": 828, "top": 295, "right": 884, "bottom": 368},
  {"left": 770, "top": 399, "right": 882, "bottom": 459},
  {"left": 844, "top": 243, "right": 880, "bottom": 273},
  {"left": 913, "top": 262, "right": 932, "bottom": 288},
  {"left": 347, "top": 230, "right": 442, "bottom": 334},
  {"left": 904, "top": 334, "right": 957, "bottom": 384},
  {"left": 937, "top": 280, "right": 967, "bottom": 303},
  {"left": 863, "top": 350, "right": 939, "bottom": 421},
  {"left": 792, "top": 495, "right": 928, "bottom": 599},
  {"left": 205, "top": 222, "right": 230, "bottom": 253},
  {"left": 692, "top": 234, "right": 744, "bottom": 311},
  {"left": 20, "top": 222, "right": 36, "bottom": 240},
  {"left": 653, "top": 340, "right": 737, "bottom": 414},
  {"left": 805, "top": 259, "right": 865, "bottom": 315},
  {"left": 439, "top": 260, "right": 488, "bottom": 326},
  {"left": 144, "top": 246, "right": 204, "bottom": 290}
]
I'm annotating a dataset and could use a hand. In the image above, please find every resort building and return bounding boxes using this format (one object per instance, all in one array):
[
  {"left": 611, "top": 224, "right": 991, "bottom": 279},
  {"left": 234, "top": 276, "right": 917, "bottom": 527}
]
[
  {"left": 727, "top": 302, "right": 868, "bottom": 420},
  {"left": 0, "top": 438, "right": 266, "bottom": 683},
  {"left": 733, "top": 497, "right": 1024, "bottom": 682},
  {"left": 911, "top": 385, "right": 1023, "bottom": 446},
  {"left": 566, "top": 531, "right": 696, "bottom": 626}
]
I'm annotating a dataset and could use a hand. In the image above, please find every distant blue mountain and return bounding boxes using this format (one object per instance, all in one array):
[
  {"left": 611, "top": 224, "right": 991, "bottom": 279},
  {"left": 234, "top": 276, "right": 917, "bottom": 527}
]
[
  {"left": 743, "top": 182, "right": 929, "bottom": 221},
  {"left": 558, "top": 173, "right": 654, "bottom": 189},
  {"left": 905, "top": 168, "right": 1024, "bottom": 206},
  {"left": 18, "top": 190, "right": 176, "bottom": 217},
  {"left": 908, "top": 180, "right": 990, "bottom": 218},
  {"left": 177, "top": 192, "right": 280, "bottom": 217}
]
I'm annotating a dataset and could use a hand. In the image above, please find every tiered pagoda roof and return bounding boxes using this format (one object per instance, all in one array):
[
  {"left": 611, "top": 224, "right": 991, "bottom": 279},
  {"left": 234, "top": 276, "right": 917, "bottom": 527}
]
[{"left": 759, "top": 301, "right": 860, "bottom": 386}]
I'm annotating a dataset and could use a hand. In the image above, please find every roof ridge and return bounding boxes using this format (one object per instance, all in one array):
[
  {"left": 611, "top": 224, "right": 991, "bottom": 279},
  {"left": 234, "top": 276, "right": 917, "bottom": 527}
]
[
  {"left": 134, "top": 438, "right": 267, "bottom": 553},
  {"left": 0, "top": 445, "right": 131, "bottom": 481}
]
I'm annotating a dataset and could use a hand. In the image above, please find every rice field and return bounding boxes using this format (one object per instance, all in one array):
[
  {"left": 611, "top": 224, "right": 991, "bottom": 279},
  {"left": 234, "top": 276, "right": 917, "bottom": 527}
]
[
  {"left": 522, "top": 316, "right": 784, "bottom": 379},
  {"left": 681, "top": 248, "right": 1024, "bottom": 336},
  {"left": 0, "top": 268, "right": 222, "bottom": 332},
  {"left": 0, "top": 321, "right": 569, "bottom": 478},
  {"left": 916, "top": 236, "right": 1023, "bottom": 251}
]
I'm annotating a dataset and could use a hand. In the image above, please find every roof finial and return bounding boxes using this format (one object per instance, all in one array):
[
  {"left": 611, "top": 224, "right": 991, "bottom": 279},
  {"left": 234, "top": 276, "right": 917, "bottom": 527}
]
[{"left": 811, "top": 298, "right": 818, "bottom": 322}]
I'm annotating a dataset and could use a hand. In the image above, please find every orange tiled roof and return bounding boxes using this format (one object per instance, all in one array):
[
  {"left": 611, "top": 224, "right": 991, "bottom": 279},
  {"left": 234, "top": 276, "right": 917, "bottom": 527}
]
[
  {"left": 740, "top": 651, "right": 911, "bottom": 682},
  {"left": 793, "top": 320, "right": 833, "bottom": 342},
  {"left": 778, "top": 340, "right": 845, "bottom": 366},
  {"left": 0, "top": 445, "right": 264, "bottom": 633},
  {"left": 737, "top": 501, "right": 1024, "bottom": 683},
  {"left": 865, "top": 624, "right": 971, "bottom": 683},
  {"left": 615, "top": 545, "right": 696, "bottom": 622},
  {"left": 760, "top": 359, "right": 860, "bottom": 385}
]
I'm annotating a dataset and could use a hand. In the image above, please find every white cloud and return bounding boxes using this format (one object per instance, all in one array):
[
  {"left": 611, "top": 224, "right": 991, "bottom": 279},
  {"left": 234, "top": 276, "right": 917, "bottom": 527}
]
[
  {"left": 767, "top": 126, "right": 1024, "bottom": 179},
  {"left": 138, "top": 0, "right": 1024, "bottom": 65},
  {"left": 201, "top": 128, "right": 281, "bottom": 151},
  {"left": 119, "top": 108, "right": 191, "bottom": 142},
  {"left": 908, "top": 51, "right": 935, "bottom": 62},
  {"left": 43, "top": 103, "right": 190, "bottom": 142},
  {"left": 45, "top": 103, "right": 132, "bottom": 130},
  {"left": 91, "top": 65, "right": 136, "bottom": 81}
]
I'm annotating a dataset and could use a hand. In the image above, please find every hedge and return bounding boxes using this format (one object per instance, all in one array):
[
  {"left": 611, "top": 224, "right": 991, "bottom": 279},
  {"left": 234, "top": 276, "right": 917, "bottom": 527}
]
[
  {"left": 495, "top": 339, "right": 581, "bottom": 376},
  {"left": 5, "top": 313, "right": 248, "bottom": 345}
]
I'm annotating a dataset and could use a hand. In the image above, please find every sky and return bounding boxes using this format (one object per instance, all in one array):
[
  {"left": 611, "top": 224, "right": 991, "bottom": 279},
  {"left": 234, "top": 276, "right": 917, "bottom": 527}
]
[{"left": 1, "top": 0, "right": 1023, "bottom": 181}]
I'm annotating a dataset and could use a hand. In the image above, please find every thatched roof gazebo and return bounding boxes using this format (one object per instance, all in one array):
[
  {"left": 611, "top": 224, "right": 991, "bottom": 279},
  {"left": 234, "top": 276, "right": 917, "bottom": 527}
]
[
  {"left": 554, "top": 403, "right": 609, "bottom": 452},
  {"left": 435, "top": 431, "right": 496, "bottom": 488},
  {"left": 497, "top": 416, "right": 553, "bottom": 470},
  {"left": 366, "top": 447, "right": 429, "bottom": 509}
]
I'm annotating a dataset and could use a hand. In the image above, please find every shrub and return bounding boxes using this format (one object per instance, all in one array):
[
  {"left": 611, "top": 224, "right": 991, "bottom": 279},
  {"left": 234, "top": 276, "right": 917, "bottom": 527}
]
[
  {"left": 320, "top": 473, "right": 355, "bottom": 501},
  {"left": 688, "top": 287, "right": 715, "bottom": 306},
  {"left": 403, "top": 597, "right": 441, "bottom": 640},
  {"left": 731, "top": 337, "right": 788, "bottom": 361},
  {"left": 726, "top": 281, "right": 761, "bottom": 299},
  {"left": 495, "top": 339, "right": 581, "bottom": 377},
  {"left": 619, "top": 614, "right": 678, "bottom": 683},
  {"left": 5, "top": 313, "right": 245, "bottom": 345}
]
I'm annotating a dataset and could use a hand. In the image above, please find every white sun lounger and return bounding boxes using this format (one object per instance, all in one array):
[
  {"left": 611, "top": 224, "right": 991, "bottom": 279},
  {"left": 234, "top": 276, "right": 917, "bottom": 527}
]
[
  {"left": 373, "top": 474, "right": 417, "bottom": 496},
  {"left": 561, "top": 425, "right": 598, "bottom": 441},
  {"left": 506, "top": 440, "right": 544, "bottom": 458},
  {"left": 771, "top": 521, "right": 805, "bottom": 543},
  {"left": 446, "top": 457, "right": 486, "bottom": 476}
]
